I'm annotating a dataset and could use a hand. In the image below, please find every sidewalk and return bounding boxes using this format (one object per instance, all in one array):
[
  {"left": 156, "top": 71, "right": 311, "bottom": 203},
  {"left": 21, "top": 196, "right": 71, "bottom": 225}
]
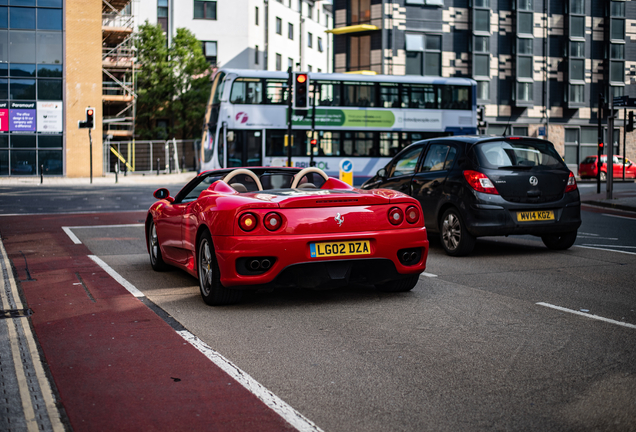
[{"left": 0, "top": 171, "right": 198, "bottom": 186}]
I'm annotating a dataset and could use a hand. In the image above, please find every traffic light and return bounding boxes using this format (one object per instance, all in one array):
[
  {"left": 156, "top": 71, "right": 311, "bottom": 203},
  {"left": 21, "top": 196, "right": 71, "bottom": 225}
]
[
  {"left": 293, "top": 72, "right": 309, "bottom": 109},
  {"left": 627, "top": 111, "right": 634, "bottom": 133},
  {"left": 310, "top": 139, "right": 317, "bottom": 146},
  {"left": 477, "top": 106, "right": 486, "bottom": 127},
  {"left": 79, "top": 107, "right": 95, "bottom": 129},
  {"left": 598, "top": 142, "right": 604, "bottom": 154}
]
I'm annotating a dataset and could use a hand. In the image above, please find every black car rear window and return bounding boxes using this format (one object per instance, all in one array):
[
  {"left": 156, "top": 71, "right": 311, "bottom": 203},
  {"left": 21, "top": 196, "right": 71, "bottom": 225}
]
[{"left": 474, "top": 140, "right": 564, "bottom": 169}]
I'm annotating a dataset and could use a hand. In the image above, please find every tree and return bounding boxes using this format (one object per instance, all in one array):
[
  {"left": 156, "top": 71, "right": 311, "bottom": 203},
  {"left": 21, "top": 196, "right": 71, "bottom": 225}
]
[{"left": 135, "top": 22, "right": 211, "bottom": 140}]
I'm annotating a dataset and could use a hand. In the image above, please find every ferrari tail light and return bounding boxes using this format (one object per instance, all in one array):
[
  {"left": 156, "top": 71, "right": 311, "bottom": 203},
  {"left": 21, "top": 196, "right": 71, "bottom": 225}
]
[
  {"left": 565, "top": 171, "right": 577, "bottom": 193},
  {"left": 405, "top": 206, "right": 420, "bottom": 224},
  {"left": 264, "top": 212, "right": 283, "bottom": 231},
  {"left": 388, "top": 207, "right": 404, "bottom": 225},
  {"left": 239, "top": 212, "right": 258, "bottom": 232},
  {"left": 463, "top": 170, "right": 499, "bottom": 195}
]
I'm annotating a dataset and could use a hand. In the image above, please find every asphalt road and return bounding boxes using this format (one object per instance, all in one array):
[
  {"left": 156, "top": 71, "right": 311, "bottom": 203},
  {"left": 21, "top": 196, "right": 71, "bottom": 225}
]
[
  {"left": 2, "top": 181, "right": 635, "bottom": 431},
  {"left": 68, "top": 207, "right": 636, "bottom": 432}
]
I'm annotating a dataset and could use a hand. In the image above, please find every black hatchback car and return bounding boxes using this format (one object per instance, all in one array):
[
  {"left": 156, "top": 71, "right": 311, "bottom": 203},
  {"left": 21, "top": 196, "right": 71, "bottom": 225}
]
[{"left": 362, "top": 136, "right": 581, "bottom": 256}]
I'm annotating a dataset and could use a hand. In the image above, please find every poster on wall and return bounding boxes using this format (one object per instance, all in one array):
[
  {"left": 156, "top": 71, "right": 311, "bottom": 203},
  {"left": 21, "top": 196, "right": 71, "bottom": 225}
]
[
  {"left": 0, "top": 102, "right": 8, "bottom": 132},
  {"left": 10, "top": 102, "right": 36, "bottom": 132},
  {"left": 37, "top": 101, "right": 63, "bottom": 132}
]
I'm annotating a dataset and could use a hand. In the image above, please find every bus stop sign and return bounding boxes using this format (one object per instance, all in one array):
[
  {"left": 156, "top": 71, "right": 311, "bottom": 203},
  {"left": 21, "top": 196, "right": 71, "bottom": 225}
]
[{"left": 340, "top": 159, "right": 353, "bottom": 185}]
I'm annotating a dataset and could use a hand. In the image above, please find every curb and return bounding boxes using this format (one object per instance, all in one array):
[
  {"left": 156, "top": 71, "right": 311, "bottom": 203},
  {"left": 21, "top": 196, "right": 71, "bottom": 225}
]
[{"left": 582, "top": 200, "right": 636, "bottom": 213}]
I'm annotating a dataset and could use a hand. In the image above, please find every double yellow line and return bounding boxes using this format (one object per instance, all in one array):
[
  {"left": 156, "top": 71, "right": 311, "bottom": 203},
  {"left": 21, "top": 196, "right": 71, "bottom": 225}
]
[{"left": 0, "top": 240, "right": 64, "bottom": 432}]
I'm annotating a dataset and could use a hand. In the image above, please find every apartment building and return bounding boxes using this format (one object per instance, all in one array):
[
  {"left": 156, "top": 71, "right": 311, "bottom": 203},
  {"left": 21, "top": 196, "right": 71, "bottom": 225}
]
[
  {"left": 136, "top": 0, "right": 334, "bottom": 73},
  {"left": 330, "top": 0, "right": 636, "bottom": 169}
]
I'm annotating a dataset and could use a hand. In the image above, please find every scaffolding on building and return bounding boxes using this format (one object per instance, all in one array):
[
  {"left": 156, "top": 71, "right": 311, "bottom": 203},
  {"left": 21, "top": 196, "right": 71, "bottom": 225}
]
[{"left": 102, "top": 0, "right": 136, "bottom": 142}]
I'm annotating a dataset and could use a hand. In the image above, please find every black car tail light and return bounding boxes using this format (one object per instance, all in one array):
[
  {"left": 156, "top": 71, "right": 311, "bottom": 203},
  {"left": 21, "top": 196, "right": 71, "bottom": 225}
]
[
  {"left": 239, "top": 212, "right": 258, "bottom": 232},
  {"left": 463, "top": 170, "right": 499, "bottom": 195},
  {"left": 264, "top": 212, "right": 283, "bottom": 231},
  {"left": 405, "top": 206, "right": 419, "bottom": 224},
  {"left": 388, "top": 207, "right": 404, "bottom": 225},
  {"left": 565, "top": 171, "right": 577, "bottom": 193}
]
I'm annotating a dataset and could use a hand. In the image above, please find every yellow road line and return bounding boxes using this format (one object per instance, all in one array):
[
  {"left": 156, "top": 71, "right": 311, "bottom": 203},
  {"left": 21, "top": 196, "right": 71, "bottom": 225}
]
[{"left": 0, "top": 240, "right": 64, "bottom": 431}]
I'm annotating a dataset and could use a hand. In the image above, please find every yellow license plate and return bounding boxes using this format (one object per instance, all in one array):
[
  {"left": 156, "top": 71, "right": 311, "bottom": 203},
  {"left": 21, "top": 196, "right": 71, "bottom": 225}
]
[
  {"left": 309, "top": 240, "right": 371, "bottom": 258},
  {"left": 517, "top": 210, "right": 555, "bottom": 222}
]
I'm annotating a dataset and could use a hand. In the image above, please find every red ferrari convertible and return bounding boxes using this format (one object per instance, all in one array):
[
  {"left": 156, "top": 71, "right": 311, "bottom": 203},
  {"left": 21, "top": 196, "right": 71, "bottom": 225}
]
[{"left": 146, "top": 167, "right": 429, "bottom": 305}]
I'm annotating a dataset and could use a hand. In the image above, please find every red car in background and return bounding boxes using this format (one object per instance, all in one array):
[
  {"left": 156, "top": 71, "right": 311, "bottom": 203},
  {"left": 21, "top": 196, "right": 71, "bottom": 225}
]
[
  {"left": 578, "top": 155, "right": 636, "bottom": 180},
  {"left": 146, "top": 167, "right": 429, "bottom": 305}
]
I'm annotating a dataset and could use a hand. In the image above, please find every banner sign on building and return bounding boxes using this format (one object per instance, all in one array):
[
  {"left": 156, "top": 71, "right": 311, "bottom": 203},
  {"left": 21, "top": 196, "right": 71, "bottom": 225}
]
[
  {"left": 37, "top": 101, "right": 63, "bottom": 132},
  {"left": 10, "top": 102, "right": 36, "bottom": 132},
  {"left": 0, "top": 102, "right": 8, "bottom": 132}
]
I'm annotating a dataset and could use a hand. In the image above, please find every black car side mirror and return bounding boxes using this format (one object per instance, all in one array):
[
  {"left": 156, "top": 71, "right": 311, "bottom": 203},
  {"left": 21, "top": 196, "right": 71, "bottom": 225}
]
[
  {"left": 377, "top": 168, "right": 387, "bottom": 179},
  {"left": 153, "top": 188, "right": 173, "bottom": 202}
]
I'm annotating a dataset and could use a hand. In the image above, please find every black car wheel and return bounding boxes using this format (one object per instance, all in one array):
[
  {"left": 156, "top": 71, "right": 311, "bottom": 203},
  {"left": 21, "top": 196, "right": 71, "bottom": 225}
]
[
  {"left": 148, "top": 220, "right": 168, "bottom": 271},
  {"left": 197, "top": 230, "right": 243, "bottom": 306},
  {"left": 541, "top": 231, "right": 577, "bottom": 250},
  {"left": 376, "top": 274, "right": 420, "bottom": 292},
  {"left": 440, "top": 208, "right": 476, "bottom": 257}
]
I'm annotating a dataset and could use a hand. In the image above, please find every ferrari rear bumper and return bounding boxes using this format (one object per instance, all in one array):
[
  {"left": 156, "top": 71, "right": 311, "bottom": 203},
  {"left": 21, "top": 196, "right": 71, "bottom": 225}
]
[{"left": 212, "top": 227, "right": 429, "bottom": 288}]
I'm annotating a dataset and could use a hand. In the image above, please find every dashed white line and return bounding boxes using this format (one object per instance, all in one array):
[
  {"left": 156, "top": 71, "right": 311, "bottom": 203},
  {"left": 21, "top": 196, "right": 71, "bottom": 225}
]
[
  {"left": 575, "top": 245, "right": 636, "bottom": 256},
  {"left": 88, "top": 255, "right": 144, "bottom": 297},
  {"left": 537, "top": 302, "right": 636, "bottom": 330},
  {"left": 421, "top": 272, "right": 438, "bottom": 278}
]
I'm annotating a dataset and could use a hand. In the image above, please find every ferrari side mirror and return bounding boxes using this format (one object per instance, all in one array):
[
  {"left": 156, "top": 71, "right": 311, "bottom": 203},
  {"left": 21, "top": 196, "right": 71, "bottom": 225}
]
[{"left": 153, "top": 188, "right": 170, "bottom": 200}]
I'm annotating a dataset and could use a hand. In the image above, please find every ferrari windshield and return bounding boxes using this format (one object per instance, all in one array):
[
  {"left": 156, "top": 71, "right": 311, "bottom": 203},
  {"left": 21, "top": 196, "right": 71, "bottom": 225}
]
[{"left": 474, "top": 140, "right": 564, "bottom": 169}]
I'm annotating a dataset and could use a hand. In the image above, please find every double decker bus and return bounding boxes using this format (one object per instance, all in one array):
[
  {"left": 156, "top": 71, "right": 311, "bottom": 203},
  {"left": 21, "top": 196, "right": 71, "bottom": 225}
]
[{"left": 201, "top": 69, "right": 477, "bottom": 184}]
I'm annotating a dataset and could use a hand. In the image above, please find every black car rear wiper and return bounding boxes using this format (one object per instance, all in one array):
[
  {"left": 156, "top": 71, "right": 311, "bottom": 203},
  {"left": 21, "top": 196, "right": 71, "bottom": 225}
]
[{"left": 497, "top": 165, "right": 533, "bottom": 169}]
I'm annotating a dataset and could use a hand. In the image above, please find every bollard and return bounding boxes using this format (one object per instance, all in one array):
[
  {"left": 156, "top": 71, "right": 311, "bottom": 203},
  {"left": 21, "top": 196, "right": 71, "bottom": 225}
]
[
  {"left": 115, "top": 162, "right": 119, "bottom": 183},
  {"left": 157, "top": 158, "right": 160, "bottom": 175},
  {"left": 40, "top": 165, "right": 43, "bottom": 184},
  {"left": 181, "top": 155, "right": 185, "bottom": 172}
]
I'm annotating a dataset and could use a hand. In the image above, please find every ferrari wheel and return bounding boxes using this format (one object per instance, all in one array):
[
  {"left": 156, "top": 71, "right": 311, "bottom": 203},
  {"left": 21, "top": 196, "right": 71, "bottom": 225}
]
[
  {"left": 376, "top": 274, "right": 420, "bottom": 292},
  {"left": 541, "top": 231, "right": 577, "bottom": 250},
  {"left": 440, "top": 208, "right": 475, "bottom": 257},
  {"left": 148, "top": 220, "right": 168, "bottom": 271},
  {"left": 197, "top": 231, "right": 243, "bottom": 306}
]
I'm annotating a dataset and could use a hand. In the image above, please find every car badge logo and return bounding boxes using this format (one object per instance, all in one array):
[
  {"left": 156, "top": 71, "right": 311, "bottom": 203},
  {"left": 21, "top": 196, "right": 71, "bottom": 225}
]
[
  {"left": 335, "top": 213, "right": 344, "bottom": 226},
  {"left": 529, "top": 176, "right": 539, "bottom": 186}
]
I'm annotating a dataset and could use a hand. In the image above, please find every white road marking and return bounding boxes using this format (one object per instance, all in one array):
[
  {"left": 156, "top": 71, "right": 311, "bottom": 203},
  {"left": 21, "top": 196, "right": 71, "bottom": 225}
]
[
  {"left": 602, "top": 213, "right": 636, "bottom": 221},
  {"left": 87, "top": 255, "right": 145, "bottom": 297},
  {"left": 421, "top": 272, "right": 438, "bottom": 278},
  {"left": 577, "top": 236, "right": 619, "bottom": 240},
  {"left": 575, "top": 245, "right": 636, "bottom": 256},
  {"left": 537, "top": 302, "right": 636, "bottom": 330},
  {"left": 581, "top": 244, "right": 636, "bottom": 249},
  {"left": 179, "top": 330, "right": 324, "bottom": 432},
  {"left": 62, "top": 224, "right": 144, "bottom": 245}
]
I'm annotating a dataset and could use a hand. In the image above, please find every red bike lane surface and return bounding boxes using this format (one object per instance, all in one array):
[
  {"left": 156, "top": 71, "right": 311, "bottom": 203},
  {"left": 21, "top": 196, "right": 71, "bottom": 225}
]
[{"left": 1, "top": 212, "right": 295, "bottom": 432}]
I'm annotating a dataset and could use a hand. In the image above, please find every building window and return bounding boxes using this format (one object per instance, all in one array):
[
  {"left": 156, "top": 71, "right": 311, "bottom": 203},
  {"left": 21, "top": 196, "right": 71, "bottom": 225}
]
[
  {"left": 569, "top": 84, "right": 584, "bottom": 104},
  {"left": 405, "top": 34, "right": 441, "bottom": 76},
  {"left": 308, "top": 4, "right": 313, "bottom": 20},
  {"left": 202, "top": 41, "right": 217, "bottom": 65},
  {"left": 288, "top": 57, "right": 294, "bottom": 69},
  {"left": 158, "top": 0, "right": 168, "bottom": 32},
  {"left": 288, "top": 23, "right": 294, "bottom": 40},
  {"left": 255, "top": 45, "right": 259, "bottom": 64},
  {"left": 349, "top": 34, "right": 370, "bottom": 71},
  {"left": 255, "top": 6, "right": 259, "bottom": 25},
  {"left": 194, "top": 0, "right": 217, "bottom": 20},
  {"left": 610, "top": 1, "right": 625, "bottom": 40},
  {"left": 308, "top": 65, "right": 312, "bottom": 72},
  {"left": 515, "top": 0, "right": 533, "bottom": 106},
  {"left": 308, "top": 32, "right": 313, "bottom": 48},
  {"left": 567, "top": 0, "right": 585, "bottom": 108},
  {"left": 276, "top": 53, "right": 282, "bottom": 71},
  {"left": 318, "top": 37, "right": 323, "bottom": 52},
  {"left": 610, "top": 43, "right": 625, "bottom": 83},
  {"left": 516, "top": 82, "right": 533, "bottom": 102},
  {"left": 517, "top": 0, "right": 533, "bottom": 35},
  {"left": 350, "top": 0, "right": 371, "bottom": 25},
  {"left": 276, "top": 17, "right": 282, "bottom": 35},
  {"left": 473, "top": 36, "right": 489, "bottom": 77},
  {"left": 298, "top": 0, "right": 302, "bottom": 13},
  {"left": 477, "top": 81, "right": 490, "bottom": 101}
]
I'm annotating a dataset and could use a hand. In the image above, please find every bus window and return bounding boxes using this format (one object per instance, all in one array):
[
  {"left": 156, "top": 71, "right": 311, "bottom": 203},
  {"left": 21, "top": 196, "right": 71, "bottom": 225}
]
[
  {"left": 211, "top": 72, "right": 226, "bottom": 104},
  {"left": 380, "top": 84, "right": 402, "bottom": 108},
  {"left": 344, "top": 82, "right": 375, "bottom": 107},
  {"left": 315, "top": 81, "right": 341, "bottom": 106},
  {"left": 409, "top": 84, "right": 437, "bottom": 109},
  {"left": 230, "top": 78, "right": 263, "bottom": 104},
  {"left": 380, "top": 132, "right": 400, "bottom": 157},
  {"left": 265, "top": 79, "right": 289, "bottom": 104},
  {"left": 441, "top": 85, "right": 471, "bottom": 110}
]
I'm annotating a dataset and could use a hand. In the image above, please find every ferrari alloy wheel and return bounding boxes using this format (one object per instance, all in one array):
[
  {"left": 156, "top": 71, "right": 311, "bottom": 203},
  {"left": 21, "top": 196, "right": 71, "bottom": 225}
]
[
  {"left": 148, "top": 220, "right": 167, "bottom": 271},
  {"left": 440, "top": 208, "right": 475, "bottom": 257},
  {"left": 541, "top": 231, "right": 577, "bottom": 250},
  {"left": 376, "top": 274, "right": 420, "bottom": 292},
  {"left": 197, "top": 231, "right": 243, "bottom": 306}
]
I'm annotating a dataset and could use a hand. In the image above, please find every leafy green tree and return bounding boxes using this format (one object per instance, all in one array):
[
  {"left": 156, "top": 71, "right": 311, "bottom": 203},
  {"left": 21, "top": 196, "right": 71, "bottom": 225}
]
[{"left": 135, "top": 22, "right": 211, "bottom": 140}]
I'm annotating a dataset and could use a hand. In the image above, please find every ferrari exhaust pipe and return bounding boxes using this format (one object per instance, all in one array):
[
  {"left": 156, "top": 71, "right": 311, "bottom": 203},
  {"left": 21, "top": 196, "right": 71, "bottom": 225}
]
[
  {"left": 402, "top": 252, "right": 411, "bottom": 262},
  {"left": 249, "top": 260, "right": 261, "bottom": 270},
  {"left": 260, "top": 259, "right": 271, "bottom": 270},
  {"left": 410, "top": 252, "right": 418, "bottom": 262}
]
